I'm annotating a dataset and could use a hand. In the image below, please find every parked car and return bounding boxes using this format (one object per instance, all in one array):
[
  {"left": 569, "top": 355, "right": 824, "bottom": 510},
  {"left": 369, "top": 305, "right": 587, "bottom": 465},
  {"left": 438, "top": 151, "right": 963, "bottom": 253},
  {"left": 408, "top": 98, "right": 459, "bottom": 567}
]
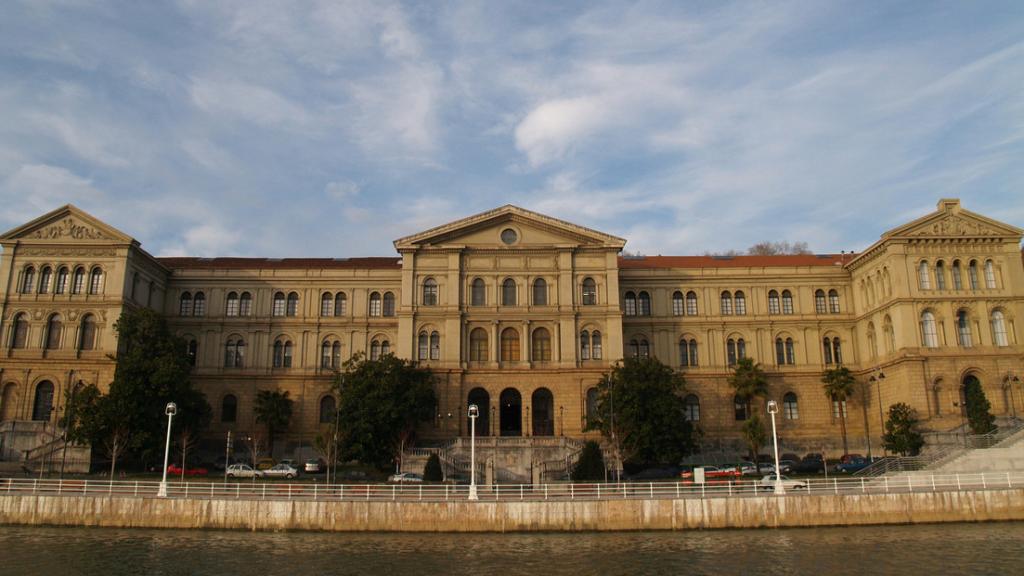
[
  {"left": 262, "top": 463, "right": 300, "bottom": 479},
  {"left": 167, "top": 464, "right": 208, "bottom": 476},
  {"left": 388, "top": 472, "right": 424, "bottom": 483},
  {"left": 226, "top": 464, "right": 262, "bottom": 479},
  {"left": 757, "top": 474, "right": 808, "bottom": 491},
  {"left": 795, "top": 454, "right": 825, "bottom": 474},
  {"left": 834, "top": 456, "right": 869, "bottom": 473},
  {"left": 680, "top": 466, "right": 741, "bottom": 480},
  {"left": 304, "top": 458, "right": 325, "bottom": 473}
]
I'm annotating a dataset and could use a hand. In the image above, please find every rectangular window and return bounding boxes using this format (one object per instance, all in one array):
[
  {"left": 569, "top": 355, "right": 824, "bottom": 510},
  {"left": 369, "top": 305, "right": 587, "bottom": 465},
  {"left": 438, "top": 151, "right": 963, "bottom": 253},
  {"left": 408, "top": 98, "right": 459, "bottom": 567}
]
[
  {"left": 672, "top": 297, "right": 684, "bottom": 316},
  {"left": 226, "top": 299, "right": 240, "bottom": 317}
]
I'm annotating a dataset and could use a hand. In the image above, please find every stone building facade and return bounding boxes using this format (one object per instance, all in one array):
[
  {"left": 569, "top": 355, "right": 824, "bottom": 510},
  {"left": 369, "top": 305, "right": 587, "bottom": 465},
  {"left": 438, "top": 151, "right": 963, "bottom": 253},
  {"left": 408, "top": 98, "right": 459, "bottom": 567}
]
[{"left": 1, "top": 200, "right": 1022, "bottom": 460}]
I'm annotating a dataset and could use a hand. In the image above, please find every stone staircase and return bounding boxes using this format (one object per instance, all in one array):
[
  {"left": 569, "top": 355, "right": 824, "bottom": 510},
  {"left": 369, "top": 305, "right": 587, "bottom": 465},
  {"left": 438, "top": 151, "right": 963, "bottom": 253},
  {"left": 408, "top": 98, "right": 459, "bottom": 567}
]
[
  {"left": 404, "top": 436, "right": 585, "bottom": 484},
  {"left": 0, "top": 421, "right": 91, "bottom": 474}
]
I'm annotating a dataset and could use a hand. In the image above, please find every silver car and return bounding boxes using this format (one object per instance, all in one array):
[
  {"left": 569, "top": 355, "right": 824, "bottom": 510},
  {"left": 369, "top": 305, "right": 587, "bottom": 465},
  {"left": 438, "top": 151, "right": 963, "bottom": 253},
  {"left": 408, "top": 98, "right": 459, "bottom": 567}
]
[
  {"left": 226, "top": 464, "right": 262, "bottom": 479},
  {"left": 758, "top": 474, "right": 807, "bottom": 491},
  {"left": 261, "top": 463, "right": 299, "bottom": 479}
]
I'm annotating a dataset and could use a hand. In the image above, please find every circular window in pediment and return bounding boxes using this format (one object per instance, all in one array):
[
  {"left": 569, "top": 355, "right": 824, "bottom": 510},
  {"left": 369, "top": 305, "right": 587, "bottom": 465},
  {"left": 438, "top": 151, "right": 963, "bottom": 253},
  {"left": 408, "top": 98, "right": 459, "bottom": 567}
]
[{"left": 500, "top": 228, "right": 518, "bottom": 245}]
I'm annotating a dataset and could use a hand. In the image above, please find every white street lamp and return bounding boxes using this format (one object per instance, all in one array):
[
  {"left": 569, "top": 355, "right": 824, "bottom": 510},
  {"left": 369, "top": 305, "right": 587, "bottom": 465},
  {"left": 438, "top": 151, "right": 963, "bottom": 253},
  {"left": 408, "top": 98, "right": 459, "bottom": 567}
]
[
  {"left": 157, "top": 402, "right": 178, "bottom": 498},
  {"left": 766, "top": 400, "right": 784, "bottom": 495},
  {"left": 468, "top": 404, "right": 479, "bottom": 501}
]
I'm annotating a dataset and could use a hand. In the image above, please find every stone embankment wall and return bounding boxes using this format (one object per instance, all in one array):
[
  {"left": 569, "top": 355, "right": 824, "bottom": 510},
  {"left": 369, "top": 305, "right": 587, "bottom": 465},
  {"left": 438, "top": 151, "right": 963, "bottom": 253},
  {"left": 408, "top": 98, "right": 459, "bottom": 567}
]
[{"left": 2, "top": 490, "right": 1024, "bottom": 532}]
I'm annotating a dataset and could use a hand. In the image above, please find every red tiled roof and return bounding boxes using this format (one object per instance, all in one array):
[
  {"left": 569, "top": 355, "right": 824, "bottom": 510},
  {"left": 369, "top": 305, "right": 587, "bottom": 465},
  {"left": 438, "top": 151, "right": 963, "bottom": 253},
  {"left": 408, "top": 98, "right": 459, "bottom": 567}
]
[
  {"left": 156, "top": 257, "right": 402, "bottom": 270},
  {"left": 617, "top": 254, "right": 855, "bottom": 269}
]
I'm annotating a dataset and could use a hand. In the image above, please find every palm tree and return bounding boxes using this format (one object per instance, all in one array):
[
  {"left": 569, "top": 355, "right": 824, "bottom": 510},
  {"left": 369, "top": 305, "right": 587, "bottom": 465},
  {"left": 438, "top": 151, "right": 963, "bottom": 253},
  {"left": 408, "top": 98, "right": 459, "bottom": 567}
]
[
  {"left": 728, "top": 357, "right": 769, "bottom": 420},
  {"left": 822, "top": 366, "right": 856, "bottom": 456},
  {"left": 254, "top": 389, "right": 293, "bottom": 458}
]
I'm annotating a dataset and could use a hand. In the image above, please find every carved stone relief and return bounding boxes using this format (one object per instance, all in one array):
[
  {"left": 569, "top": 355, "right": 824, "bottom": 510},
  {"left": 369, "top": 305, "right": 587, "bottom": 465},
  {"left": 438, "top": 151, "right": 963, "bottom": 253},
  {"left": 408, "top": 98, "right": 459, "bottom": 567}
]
[{"left": 29, "top": 218, "right": 109, "bottom": 240}]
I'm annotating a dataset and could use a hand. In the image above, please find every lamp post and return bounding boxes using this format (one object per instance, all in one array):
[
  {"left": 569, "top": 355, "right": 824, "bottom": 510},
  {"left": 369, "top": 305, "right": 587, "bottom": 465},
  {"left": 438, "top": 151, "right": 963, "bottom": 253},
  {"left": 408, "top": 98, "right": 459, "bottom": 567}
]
[
  {"left": 468, "top": 404, "right": 479, "bottom": 501},
  {"left": 873, "top": 371, "right": 886, "bottom": 454},
  {"left": 866, "top": 370, "right": 885, "bottom": 458},
  {"left": 767, "top": 400, "right": 784, "bottom": 495},
  {"left": 952, "top": 401, "right": 968, "bottom": 446},
  {"left": 559, "top": 405, "right": 564, "bottom": 436},
  {"left": 157, "top": 402, "right": 177, "bottom": 498},
  {"left": 1004, "top": 373, "right": 1020, "bottom": 420}
]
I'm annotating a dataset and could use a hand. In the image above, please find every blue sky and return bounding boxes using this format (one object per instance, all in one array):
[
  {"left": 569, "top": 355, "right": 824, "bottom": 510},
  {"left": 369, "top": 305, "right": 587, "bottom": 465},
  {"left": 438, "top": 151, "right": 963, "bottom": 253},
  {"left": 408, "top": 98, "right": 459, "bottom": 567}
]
[{"left": 1, "top": 1, "right": 1022, "bottom": 257}]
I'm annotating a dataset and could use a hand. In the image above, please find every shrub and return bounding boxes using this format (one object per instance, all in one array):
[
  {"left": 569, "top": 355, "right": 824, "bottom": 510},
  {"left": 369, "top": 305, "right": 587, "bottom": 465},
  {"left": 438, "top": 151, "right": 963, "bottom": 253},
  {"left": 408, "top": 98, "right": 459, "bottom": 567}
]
[
  {"left": 572, "top": 441, "right": 606, "bottom": 481},
  {"left": 423, "top": 453, "right": 443, "bottom": 482}
]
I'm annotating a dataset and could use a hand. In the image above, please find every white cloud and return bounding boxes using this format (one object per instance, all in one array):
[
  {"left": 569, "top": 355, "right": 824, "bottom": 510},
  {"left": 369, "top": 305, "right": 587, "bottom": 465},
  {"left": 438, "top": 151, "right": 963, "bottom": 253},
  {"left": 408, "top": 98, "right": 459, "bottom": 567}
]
[
  {"left": 0, "top": 164, "right": 106, "bottom": 227},
  {"left": 189, "top": 77, "right": 314, "bottom": 131},
  {"left": 326, "top": 180, "right": 360, "bottom": 200}
]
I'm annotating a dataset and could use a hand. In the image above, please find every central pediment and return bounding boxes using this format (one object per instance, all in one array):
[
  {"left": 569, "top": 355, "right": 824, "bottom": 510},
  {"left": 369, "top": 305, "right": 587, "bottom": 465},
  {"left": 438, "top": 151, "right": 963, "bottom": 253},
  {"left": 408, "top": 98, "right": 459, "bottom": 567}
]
[
  {"left": 0, "top": 204, "right": 135, "bottom": 244},
  {"left": 393, "top": 205, "right": 626, "bottom": 251},
  {"left": 884, "top": 199, "right": 1023, "bottom": 241}
]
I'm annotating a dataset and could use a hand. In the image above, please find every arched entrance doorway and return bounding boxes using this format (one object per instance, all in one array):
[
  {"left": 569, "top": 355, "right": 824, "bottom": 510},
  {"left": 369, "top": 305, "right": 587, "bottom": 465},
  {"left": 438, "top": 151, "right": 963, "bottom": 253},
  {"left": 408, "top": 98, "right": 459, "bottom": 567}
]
[
  {"left": 499, "top": 388, "right": 522, "bottom": 437},
  {"left": 532, "top": 388, "right": 554, "bottom": 436},
  {"left": 467, "top": 388, "right": 491, "bottom": 436},
  {"left": 32, "top": 381, "right": 54, "bottom": 422}
]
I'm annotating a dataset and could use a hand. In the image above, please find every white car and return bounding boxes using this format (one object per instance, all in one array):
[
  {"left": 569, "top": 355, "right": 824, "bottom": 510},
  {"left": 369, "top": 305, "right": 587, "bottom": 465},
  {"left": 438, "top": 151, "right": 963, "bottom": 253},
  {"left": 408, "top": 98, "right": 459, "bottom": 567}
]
[
  {"left": 758, "top": 474, "right": 807, "bottom": 491},
  {"left": 388, "top": 472, "right": 424, "bottom": 483},
  {"left": 226, "top": 464, "right": 262, "bottom": 479},
  {"left": 261, "top": 463, "right": 299, "bottom": 479}
]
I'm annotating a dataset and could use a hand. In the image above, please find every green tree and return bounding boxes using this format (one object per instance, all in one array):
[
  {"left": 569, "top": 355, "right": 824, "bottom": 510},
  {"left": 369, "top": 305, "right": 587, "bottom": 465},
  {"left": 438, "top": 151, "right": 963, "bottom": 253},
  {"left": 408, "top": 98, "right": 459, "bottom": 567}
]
[
  {"left": 822, "top": 366, "right": 856, "bottom": 456},
  {"left": 963, "top": 377, "right": 996, "bottom": 435},
  {"left": 334, "top": 353, "right": 437, "bottom": 470},
  {"left": 572, "top": 440, "right": 606, "bottom": 481},
  {"left": 742, "top": 414, "right": 768, "bottom": 473},
  {"left": 586, "top": 356, "right": 695, "bottom": 470},
  {"left": 882, "top": 403, "right": 925, "bottom": 456},
  {"left": 728, "top": 358, "right": 769, "bottom": 419},
  {"left": 254, "top": 390, "right": 293, "bottom": 458},
  {"left": 423, "top": 453, "right": 443, "bottom": 482}
]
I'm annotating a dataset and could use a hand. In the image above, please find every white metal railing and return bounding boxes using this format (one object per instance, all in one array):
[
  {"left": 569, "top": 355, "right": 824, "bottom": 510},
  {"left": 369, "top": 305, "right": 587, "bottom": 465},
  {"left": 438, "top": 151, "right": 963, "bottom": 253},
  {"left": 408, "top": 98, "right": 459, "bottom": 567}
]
[{"left": 1, "top": 472, "right": 1021, "bottom": 502}]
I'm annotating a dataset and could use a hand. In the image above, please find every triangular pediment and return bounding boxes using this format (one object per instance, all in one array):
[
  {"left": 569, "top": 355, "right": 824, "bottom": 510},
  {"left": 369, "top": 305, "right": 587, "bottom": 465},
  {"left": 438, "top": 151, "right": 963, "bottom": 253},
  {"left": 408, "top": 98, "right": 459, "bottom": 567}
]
[
  {"left": 884, "top": 199, "right": 1023, "bottom": 240},
  {"left": 394, "top": 205, "right": 626, "bottom": 251},
  {"left": 0, "top": 204, "right": 135, "bottom": 244}
]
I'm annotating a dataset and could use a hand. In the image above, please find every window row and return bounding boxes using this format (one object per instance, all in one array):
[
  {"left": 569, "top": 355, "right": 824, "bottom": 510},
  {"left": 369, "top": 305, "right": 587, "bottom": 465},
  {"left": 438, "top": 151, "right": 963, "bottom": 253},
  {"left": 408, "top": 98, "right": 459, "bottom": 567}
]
[
  {"left": 19, "top": 266, "right": 103, "bottom": 296},
  {"left": 179, "top": 291, "right": 392, "bottom": 318},
  {"left": 627, "top": 335, "right": 842, "bottom": 367},
  {"left": 467, "top": 327, "right": 564, "bottom": 362},
  {"left": 920, "top": 309, "right": 1011, "bottom": 348},
  {"left": 918, "top": 259, "right": 997, "bottom": 291},
  {"left": 587, "top": 391, "right": 802, "bottom": 424},
  {"left": 467, "top": 277, "right": 599, "bottom": 307},
  {"left": 7, "top": 313, "right": 99, "bottom": 351}
]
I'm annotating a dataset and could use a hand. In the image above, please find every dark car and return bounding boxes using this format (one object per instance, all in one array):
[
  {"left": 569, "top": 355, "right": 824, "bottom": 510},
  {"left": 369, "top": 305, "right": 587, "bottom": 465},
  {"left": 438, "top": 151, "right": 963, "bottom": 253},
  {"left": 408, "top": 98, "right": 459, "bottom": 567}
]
[
  {"left": 834, "top": 456, "right": 869, "bottom": 473},
  {"left": 795, "top": 453, "right": 825, "bottom": 473}
]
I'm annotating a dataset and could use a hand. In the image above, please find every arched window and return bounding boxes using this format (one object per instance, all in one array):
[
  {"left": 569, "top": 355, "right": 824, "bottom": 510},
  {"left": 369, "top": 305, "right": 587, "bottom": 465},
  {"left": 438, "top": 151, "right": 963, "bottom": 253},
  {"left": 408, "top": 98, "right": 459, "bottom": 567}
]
[
  {"left": 418, "top": 331, "right": 429, "bottom": 360},
  {"left": 21, "top": 266, "right": 35, "bottom": 294},
  {"left": 585, "top": 387, "right": 599, "bottom": 425},
  {"left": 10, "top": 313, "right": 29, "bottom": 349},
  {"left": 823, "top": 337, "right": 833, "bottom": 364},
  {"left": 815, "top": 289, "right": 827, "bottom": 314},
  {"left": 423, "top": 278, "right": 438, "bottom": 306},
  {"left": 334, "top": 292, "right": 346, "bottom": 316},
  {"left": 55, "top": 267, "right": 68, "bottom": 294},
  {"left": 131, "top": 272, "right": 139, "bottom": 300},
  {"left": 273, "top": 340, "right": 283, "bottom": 367},
  {"left": 187, "top": 339, "right": 197, "bottom": 366},
  {"left": 623, "top": 291, "right": 637, "bottom": 316},
  {"left": 680, "top": 338, "right": 698, "bottom": 367},
  {"left": 827, "top": 290, "right": 840, "bottom": 313},
  {"left": 430, "top": 331, "right": 440, "bottom": 360},
  {"left": 370, "top": 340, "right": 381, "bottom": 361},
  {"left": 968, "top": 260, "right": 979, "bottom": 290},
  {"left": 952, "top": 260, "right": 963, "bottom": 290},
  {"left": 179, "top": 292, "right": 193, "bottom": 316},
  {"left": 227, "top": 292, "right": 240, "bottom": 316},
  {"left": 320, "top": 293, "right": 333, "bottom": 317},
  {"left": 501, "top": 279, "right": 517, "bottom": 306},
  {"left": 221, "top": 395, "right": 237, "bottom": 423},
  {"left": 921, "top": 311, "right": 939, "bottom": 348},
  {"left": 45, "top": 314, "right": 62, "bottom": 350},
  {"left": 239, "top": 292, "right": 252, "bottom": 316},
  {"left": 273, "top": 292, "right": 286, "bottom": 316},
  {"left": 832, "top": 399, "right": 848, "bottom": 420},
  {"left": 286, "top": 292, "right": 299, "bottom": 316},
  {"left": 637, "top": 291, "right": 651, "bottom": 316},
  {"left": 71, "top": 267, "right": 85, "bottom": 294},
  {"left": 319, "top": 396, "right": 336, "bottom": 424},
  {"left": 957, "top": 310, "right": 972, "bottom": 347},
  {"left": 582, "top": 278, "right": 597, "bottom": 305},
  {"left": 823, "top": 337, "right": 842, "bottom": 364},
  {"left": 532, "top": 278, "right": 547, "bottom": 306},
  {"left": 471, "top": 278, "right": 486, "bottom": 306},
  {"left": 469, "top": 328, "right": 488, "bottom": 362},
  {"left": 188, "top": 292, "right": 204, "bottom": 316},
  {"left": 935, "top": 261, "right": 946, "bottom": 290},
  {"left": 224, "top": 339, "right": 244, "bottom": 368},
  {"left": 368, "top": 292, "right": 382, "bottom": 316},
  {"left": 591, "top": 331, "right": 603, "bottom": 360},
  {"left": 283, "top": 341, "right": 293, "bottom": 367},
  {"left": 734, "top": 291, "right": 746, "bottom": 315},
  {"left": 727, "top": 338, "right": 737, "bottom": 366},
  {"left": 768, "top": 290, "right": 780, "bottom": 315},
  {"left": 984, "top": 260, "right": 997, "bottom": 289},
  {"left": 783, "top": 392, "right": 799, "bottom": 420},
  {"left": 79, "top": 314, "right": 96, "bottom": 351},
  {"left": 884, "top": 316, "right": 896, "bottom": 352},
  {"left": 532, "top": 327, "right": 551, "bottom": 362},
  {"left": 321, "top": 341, "right": 332, "bottom": 368},
  {"left": 737, "top": 338, "right": 746, "bottom": 360},
  {"left": 918, "top": 261, "right": 931, "bottom": 290},
  {"left": 382, "top": 292, "right": 395, "bottom": 316},
  {"left": 580, "top": 330, "right": 590, "bottom": 360},
  {"left": 637, "top": 338, "right": 650, "bottom": 358},
  {"left": 500, "top": 328, "right": 520, "bottom": 362},
  {"left": 720, "top": 291, "right": 733, "bottom": 315},
  {"left": 32, "top": 381, "right": 54, "bottom": 422},
  {"left": 734, "top": 395, "right": 747, "bottom": 421},
  {"left": 38, "top": 267, "right": 52, "bottom": 294},
  {"left": 672, "top": 291, "right": 684, "bottom": 316},
  {"left": 991, "top": 310, "right": 1008, "bottom": 347},
  {"left": 684, "top": 394, "right": 700, "bottom": 422},
  {"left": 775, "top": 337, "right": 785, "bottom": 365},
  {"left": 785, "top": 338, "right": 795, "bottom": 365},
  {"left": 686, "top": 291, "right": 698, "bottom": 316},
  {"left": 867, "top": 323, "right": 878, "bottom": 359},
  {"left": 88, "top": 268, "right": 103, "bottom": 294},
  {"left": 332, "top": 342, "right": 341, "bottom": 367},
  {"left": 782, "top": 290, "right": 794, "bottom": 314}
]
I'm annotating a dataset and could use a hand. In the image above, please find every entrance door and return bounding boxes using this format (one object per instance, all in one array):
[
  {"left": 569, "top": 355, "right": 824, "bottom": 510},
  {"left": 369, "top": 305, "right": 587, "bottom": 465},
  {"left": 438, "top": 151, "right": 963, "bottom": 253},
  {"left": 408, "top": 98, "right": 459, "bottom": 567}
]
[
  {"left": 532, "top": 388, "right": 554, "bottom": 436},
  {"left": 32, "top": 381, "right": 54, "bottom": 422},
  {"left": 467, "top": 388, "right": 490, "bottom": 436},
  {"left": 499, "top": 388, "right": 522, "bottom": 437}
]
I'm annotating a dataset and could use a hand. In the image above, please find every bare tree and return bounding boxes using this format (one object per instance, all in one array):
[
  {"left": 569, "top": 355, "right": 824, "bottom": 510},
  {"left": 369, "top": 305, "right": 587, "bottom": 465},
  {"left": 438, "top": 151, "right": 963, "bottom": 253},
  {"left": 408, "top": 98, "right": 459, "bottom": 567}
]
[{"left": 747, "top": 241, "right": 812, "bottom": 255}]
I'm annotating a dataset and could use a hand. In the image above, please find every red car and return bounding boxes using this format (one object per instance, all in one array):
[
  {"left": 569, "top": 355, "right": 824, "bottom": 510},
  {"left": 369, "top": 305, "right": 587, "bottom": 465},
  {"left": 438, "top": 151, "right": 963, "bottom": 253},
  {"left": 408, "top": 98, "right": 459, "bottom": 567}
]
[
  {"left": 168, "top": 464, "right": 208, "bottom": 476},
  {"left": 680, "top": 466, "right": 741, "bottom": 480}
]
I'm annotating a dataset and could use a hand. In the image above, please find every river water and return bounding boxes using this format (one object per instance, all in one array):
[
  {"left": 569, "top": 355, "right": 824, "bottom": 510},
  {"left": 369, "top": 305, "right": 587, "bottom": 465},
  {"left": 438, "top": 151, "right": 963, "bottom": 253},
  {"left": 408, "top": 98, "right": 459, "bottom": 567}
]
[{"left": 3, "top": 522, "right": 1022, "bottom": 575}]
